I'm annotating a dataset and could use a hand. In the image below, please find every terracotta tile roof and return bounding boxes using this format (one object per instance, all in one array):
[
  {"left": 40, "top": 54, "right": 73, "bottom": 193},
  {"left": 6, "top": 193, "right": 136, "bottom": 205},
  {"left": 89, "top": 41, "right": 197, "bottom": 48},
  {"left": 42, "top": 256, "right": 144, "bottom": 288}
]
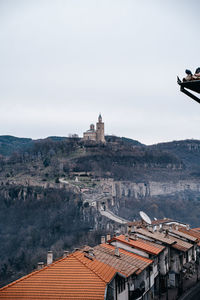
[
  {"left": 192, "top": 227, "right": 200, "bottom": 232},
  {"left": 152, "top": 219, "right": 188, "bottom": 226},
  {"left": 151, "top": 218, "right": 173, "bottom": 225},
  {"left": 169, "top": 236, "right": 193, "bottom": 252},
  {"left": 90, "top": 244, "right": 139, "bottom": 277},
  {"left": 135, "top": 228, "right": 176, "bottom": 245},
  {"left": 169, "top": 228, "right": 197, "bottom": 242},
  {"left": 73, "top": 251, "right": 116, "bottom": 283},
  {"left": 127, "top": 220, "right": 142, "bottom": 226},
  {"left": 137, "top": 238, "right": 165, "bottom": 251},
  {"left": 111, "top": 234, "right": 165, "bottom": 255},
  {"left": 128, "top": 218, "right": 173, "bottom": 227},
  {"left": 100, "top": 243, "right": 153, "bottom": 274},
  {"left": 0, "top": 251, "right": 117, "bottom": 300},
  {"left": 192, "top": 228, "right": 200, "bottom": 245},
  {"left": 179, "top": 228, "right": 200, "bottom": 241},
  {"left": 135, "top": 227, "right": 194, "bottom": 252}
]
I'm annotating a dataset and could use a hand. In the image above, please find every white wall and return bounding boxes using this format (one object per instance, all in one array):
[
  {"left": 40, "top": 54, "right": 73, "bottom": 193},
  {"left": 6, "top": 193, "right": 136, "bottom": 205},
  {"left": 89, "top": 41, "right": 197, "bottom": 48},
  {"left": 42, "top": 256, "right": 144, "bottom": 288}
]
[
  {"left": 170, "top": 251, "right": 181, "bottom": 274},
  {"left": 159, "top": 248, "right": 169, "bottom": 275},
  {"left": 117, "top": 287, "right": 128, "bottom": 300},
  {"left": 188, "top": 248, "right": 193, "bottom": 262}
]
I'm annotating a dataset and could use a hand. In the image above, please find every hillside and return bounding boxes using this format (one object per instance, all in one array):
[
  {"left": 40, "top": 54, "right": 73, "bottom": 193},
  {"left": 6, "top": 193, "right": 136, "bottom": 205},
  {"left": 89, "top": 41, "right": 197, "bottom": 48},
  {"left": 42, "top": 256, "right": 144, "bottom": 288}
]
[
  {"left": 0, "top": 136, "right": 33, "bottom": 156},
  {"left": 0, "top": 135, "right": 143, "bottom": 157},
  {"left": 150, "top": 139, "right": 200, "bottom": 173},
  {"left": 0, "top": 135, "right": 185, "bottom": 183},
  {"left": 0, "top": 135, "right": 200, "bottom": 287}
]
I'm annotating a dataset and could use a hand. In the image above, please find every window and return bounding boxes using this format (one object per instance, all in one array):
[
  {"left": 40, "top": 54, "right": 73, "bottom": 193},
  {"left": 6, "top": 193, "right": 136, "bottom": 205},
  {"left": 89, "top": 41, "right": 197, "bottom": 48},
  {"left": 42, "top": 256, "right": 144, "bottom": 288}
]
[
  {"left": 117, "top": 277, "right": 126, "bottom": 294},
  {"left": 186, "top": 252, "right": 189, "bottom": 263}
]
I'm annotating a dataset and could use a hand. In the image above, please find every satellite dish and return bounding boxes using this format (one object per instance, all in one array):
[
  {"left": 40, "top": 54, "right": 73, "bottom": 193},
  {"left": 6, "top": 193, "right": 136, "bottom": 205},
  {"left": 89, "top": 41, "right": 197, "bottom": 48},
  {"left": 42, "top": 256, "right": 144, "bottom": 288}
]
[
  {"left": 139, "top": 211, "right": 152, "bottom": 225},
  {"left": 154, "top": 217, "right": 157, "bottom": 221}
]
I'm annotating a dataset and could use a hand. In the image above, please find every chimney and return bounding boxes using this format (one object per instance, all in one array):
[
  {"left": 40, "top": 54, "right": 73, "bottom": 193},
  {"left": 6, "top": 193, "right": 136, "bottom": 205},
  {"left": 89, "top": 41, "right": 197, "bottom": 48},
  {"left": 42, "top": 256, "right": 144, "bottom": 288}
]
[
  {"left": 132, "top": 225, "right": 136, "bottom": 233},
  {"left": 131, "top": 234, "right": 138, "bottom": 240},
  {"left": 88, "top": 248, "right": 95, "bottom": 258},
  {"left": 63, "top": 251, "right": 69, "bottom": 258},
  {"left": 47, "top": 251, "right": 53, "bottom": 265},
  {"left": 37, "top": 262, "right": 44, "bottom": 270},
  {"left": 186, "top": 224, "right": 190, "bottom": 230},
  {"left": 106, "top": 234, "right": 111, "bottom": 241},
  {"left": 101, "top": 236, "right": 106, "bottom": 244},
  {"left": 125, "top": 234, "right": 129, "bottom": 241},
  {"left": 115, "top": 246, "right": 120, "bottom": 257}
]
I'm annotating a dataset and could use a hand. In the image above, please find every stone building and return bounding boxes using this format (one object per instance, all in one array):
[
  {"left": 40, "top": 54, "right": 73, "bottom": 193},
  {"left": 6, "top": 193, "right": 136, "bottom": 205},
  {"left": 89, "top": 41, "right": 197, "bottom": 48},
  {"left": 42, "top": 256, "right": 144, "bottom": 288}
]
[{"left": 83, "top": 114, "right": 106, "bottom": 143}]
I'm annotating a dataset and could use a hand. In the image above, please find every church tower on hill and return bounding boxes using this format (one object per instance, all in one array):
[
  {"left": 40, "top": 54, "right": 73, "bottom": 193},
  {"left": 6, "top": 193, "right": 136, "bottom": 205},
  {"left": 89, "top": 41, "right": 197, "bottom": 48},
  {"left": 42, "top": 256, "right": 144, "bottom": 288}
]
[
  {"left": 96, "top": 114, "right": 105, "bottom": 143},
  {"left": 83, "top": 114, "right": 106, "bottom": 143}
]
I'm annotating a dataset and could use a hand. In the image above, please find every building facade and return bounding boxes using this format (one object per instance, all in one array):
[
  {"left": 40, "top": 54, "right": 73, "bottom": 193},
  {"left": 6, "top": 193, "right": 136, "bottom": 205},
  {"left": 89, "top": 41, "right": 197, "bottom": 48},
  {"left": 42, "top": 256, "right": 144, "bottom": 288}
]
[{"left": 83, "top": 114, "right": 106, "bottom": 143}]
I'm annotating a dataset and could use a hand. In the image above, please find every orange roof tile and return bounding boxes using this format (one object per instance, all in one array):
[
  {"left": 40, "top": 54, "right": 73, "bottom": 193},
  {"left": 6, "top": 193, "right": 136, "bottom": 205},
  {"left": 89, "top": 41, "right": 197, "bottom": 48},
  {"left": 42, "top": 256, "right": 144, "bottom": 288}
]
[
  {"left": 111, "top": 234, "right": 165, "bottom": 255},
  {"left": 169, "top": 236, "right": 193, "bottom": 252},
  {"left": 101, "top": 243, "right": 153, "bottom": 274},
  {"left": 73, "top": 251, "right": 116, "bottom": 283},
  {"left": 90, "top": 245, "right": 138, "bottom": 277},
  {"left": 134, "top": 228, "right": 194, "bottom": 253},
  {"left": 0, "top": 251, "right": 116, "bottom": 300},
  {"left": 135, "top": 228, "right": 176, "bottom": 245},
  {"left": 193, "top": 228, "right": 200, "bottom": 232},
  {"left": 187, "top": 229, "right": 200, "bottom": 246},
  {"left": 169, "top": 229, "right": 197, "bottom": 242},
  {"left": 184, "top": 228, "right": 200, "bottom": 240}
]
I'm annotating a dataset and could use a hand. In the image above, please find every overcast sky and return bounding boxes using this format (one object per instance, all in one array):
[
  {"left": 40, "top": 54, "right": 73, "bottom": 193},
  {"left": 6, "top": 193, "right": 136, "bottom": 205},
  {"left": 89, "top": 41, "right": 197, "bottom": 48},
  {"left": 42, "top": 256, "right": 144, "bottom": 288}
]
[{"left": 0, "top": 0, "right": 200, "bottom": 145}]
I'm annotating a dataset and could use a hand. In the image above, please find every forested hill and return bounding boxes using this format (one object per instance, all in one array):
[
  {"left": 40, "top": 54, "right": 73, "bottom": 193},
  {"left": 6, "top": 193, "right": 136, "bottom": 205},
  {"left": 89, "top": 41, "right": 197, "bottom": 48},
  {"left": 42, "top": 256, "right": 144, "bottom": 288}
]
[
  {"left": 0, "top": 135, "right": 144, "bottom": 157},
  {"left": 0, "top": 134, "right": 185, "bottom": 182},
  {"left": 0, "top": 135, "right": 200, "bottom": 179},
  {"left": 0, "top": 136, "right": 33, "bottom": 156},
  {"left": 150, "top": 139, "right": 200, "bottom": 170},
  {"left": 0, "top": 135, "right": 70, "bottom": 156}
]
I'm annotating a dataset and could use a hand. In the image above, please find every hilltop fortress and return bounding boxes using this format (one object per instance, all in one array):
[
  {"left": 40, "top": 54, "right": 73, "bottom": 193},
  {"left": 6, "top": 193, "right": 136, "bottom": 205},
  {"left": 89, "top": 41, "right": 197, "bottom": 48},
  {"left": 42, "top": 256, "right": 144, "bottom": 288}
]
[{"left": 83, "top": 114, "right": 106, "bottom": 143}]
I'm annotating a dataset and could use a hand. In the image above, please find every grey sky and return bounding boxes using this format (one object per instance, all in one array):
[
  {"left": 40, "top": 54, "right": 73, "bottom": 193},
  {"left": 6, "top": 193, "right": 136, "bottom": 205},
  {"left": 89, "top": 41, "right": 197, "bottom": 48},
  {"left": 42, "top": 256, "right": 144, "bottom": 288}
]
[{"left": 0, "top": 0, "right": 200, "bottom": 144}]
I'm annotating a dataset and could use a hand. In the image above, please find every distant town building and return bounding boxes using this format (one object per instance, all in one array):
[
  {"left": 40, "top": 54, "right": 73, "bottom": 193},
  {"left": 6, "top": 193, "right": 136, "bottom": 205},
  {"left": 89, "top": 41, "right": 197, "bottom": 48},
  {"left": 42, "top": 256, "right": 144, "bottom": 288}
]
[
  {"left": 83, "top": 114, "right": 106, "bottom": 143},
  {"left": 68, "top": 133, "right": 79, "bottom": 138}
]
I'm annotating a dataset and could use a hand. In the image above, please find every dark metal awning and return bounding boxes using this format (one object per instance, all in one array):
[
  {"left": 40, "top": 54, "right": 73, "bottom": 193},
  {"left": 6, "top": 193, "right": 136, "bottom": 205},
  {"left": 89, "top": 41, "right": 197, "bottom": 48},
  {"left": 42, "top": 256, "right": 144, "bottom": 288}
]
[
  {"left": 177, "top": 77, "right": 200, "bottom": 104},
  {"left": 178, "top": 79, "right": 200, "bottom": 93}
]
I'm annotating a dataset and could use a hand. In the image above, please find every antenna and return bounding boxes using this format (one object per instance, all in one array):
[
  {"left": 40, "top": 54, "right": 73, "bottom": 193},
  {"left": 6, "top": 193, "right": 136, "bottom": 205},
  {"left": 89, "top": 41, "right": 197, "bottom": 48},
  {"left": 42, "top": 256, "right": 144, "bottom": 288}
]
[{"left": 139, "top": 211, "right": 152, "bottom": 225}]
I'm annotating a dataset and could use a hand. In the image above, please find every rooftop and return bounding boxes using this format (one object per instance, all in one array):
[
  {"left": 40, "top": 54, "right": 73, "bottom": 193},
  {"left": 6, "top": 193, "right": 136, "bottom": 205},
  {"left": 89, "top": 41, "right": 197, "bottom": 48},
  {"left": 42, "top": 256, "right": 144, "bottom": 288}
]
[
  {"left": 0, "top": 251, "right": 116, "bottom": 300},
  {"left": 192, "top": 228, "right": 200, "bottom": 232},
  {"left": 169, "top": 236, "right": 193, "bottom": 252},
  {"left": 134, "top": 228, "right": 193, "bottom": 252},
  {"left": 110, "top": 234, "right": 165, "bottom": 255},
  {"left": 169, "top": 228, "right": 197, "bottom": 243},
  {"left": 0, "top": 243, "right": 154, "bottom": 299},
  {"left": 91, "top": 244, "right": 138, "bottom": 277},
  {"left": 128, "top": 218, "right": 173, "bottom": 227},
  {"left": 152, "top": 218, "right": 173, "bottom": 225},
  {"left": 100, "top": 243, "right": 153, "bottom": 275},
  {"left": 128, "top": 218, "right": 188, "bottom": 227},
  {"left": 179, "top": 228, "right": 200, "bottom": 241},
  {"left": 133, "top": 228, "right": 176, "bottom": 245}
]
